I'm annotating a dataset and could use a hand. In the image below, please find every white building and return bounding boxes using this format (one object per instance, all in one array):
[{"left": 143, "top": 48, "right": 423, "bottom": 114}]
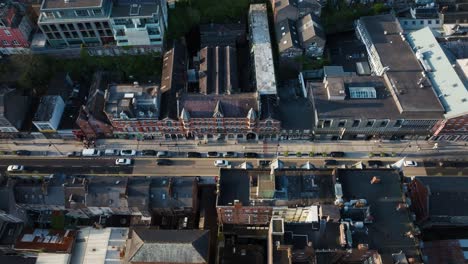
[
  {"left": 33, "top": 95, "right": 65, "bottom": 132},
  {"left": 110, "top": 0, "right": 167, "bottom": 49},
  {"left": 248, "top": 4, "right": 277, "bottom": 95}
]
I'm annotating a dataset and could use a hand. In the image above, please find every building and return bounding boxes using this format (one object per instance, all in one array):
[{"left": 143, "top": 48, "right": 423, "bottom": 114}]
[
  {"left": 0, "top": 87, "right": 30, "bottom": 133},
  {"left": 109, "top": 0, "right": 167, "bottom": 51},
  {"left": 270, "top": 0, "right": 322, "bottom": 22},
  {"left": 75, "top": 72, "right": 114, "bottom": 140},
  {"left": 407, "top": 176, "right": 468, "bottom": 229},
  {"left": 104, "top": 83, "right": 161, "bottom": 137},
  {"left": 0, "top": 1, "right": 33, "bottom": 55},
  {"left": 309, "top": 70, "right": 444, "bottom": 140},
  {"left": 199, "top": 23, "right": 246, "bottom": 47},
  {"left": 33, "top": 95, "right": 65, "bottom": 132},
  {"left": 248, "top": 4, "right": 277, "bottom": 96},
  {"left": 38, "top": 0, "right": 114, "bottom": 48},
  {"left": 421, "top": 239, "right": 468, "bottom": 264},
  {"left": 0, "top": 211, "right": 23, "bottom": 246},
  {"left": 198, "top": 45, "right": 238, "bottom": 94},
  {"left": 123, "top": 228, "right": 210, "bottom": 264},
  {"left": 353, "top": 14, "right": 445, "bottom": 139},
  {"left": 399, "top": 3, "right": 442, "bottom": 31},
  {"left": 71, "top": 227, "right": 128, "bottom": 264},
  {"left": 216, "top": 168, "right": 335, "bottom": 226},
  {"left": 405, "top": 27, "right": 468, "bottom": 142}
]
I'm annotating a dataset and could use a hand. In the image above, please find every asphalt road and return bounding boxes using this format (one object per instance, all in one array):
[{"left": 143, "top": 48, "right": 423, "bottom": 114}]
[{"left": 0, "top": 157, "right": 466, "bottom": 177}]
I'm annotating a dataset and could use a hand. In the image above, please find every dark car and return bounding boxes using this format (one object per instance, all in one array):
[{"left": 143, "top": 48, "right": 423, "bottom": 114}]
[
  {"left": 187, "top": 152, "right": 202, "bottom": 158},
  {"left": 156, "top": 159, "right": 173, "bottom": 166},
  {"left": 142, "top": 150, "right": 157, "bottom": 156},
  {"left": 67, "top": 151, "right": 82, "bottom": 157},
  {"left": 367, "top": 160, "right": 383, "bottom": 167},
  {"left": 207, "top": 151, "right": 220, "bottom": 158},
  {"left": 243, "top": 152, "right": 258, "bottom": 158},
  {"left": 330, "top": 151, "right": 345, "bottom": 158},
  {"left": 324, "top": 159, "right": 338, "bottom": 166},
  {"left": 16, "top": 150, "right": 31, "bottom": 156},
  {"left": 259, "top": 160, "right": 270, "bottom": 167},
  {"left": 223, "top": 151, "right": 237, "bottom": 158}
]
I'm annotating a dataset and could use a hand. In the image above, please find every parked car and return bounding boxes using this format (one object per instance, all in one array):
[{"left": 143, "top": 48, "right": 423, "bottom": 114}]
[
  {"left": 115, "top": 158, "right": 132, "bottom": 166},
  {"left": 104, "top": 149, "right": 119, "bottom": 156},
  {"left": 187, "top": 152, "right": 202, "bottom": 158},
  {"left": 243, "top": 152, "right": 258, "bottom": 158},
  {"left": 7, "top": 165, "right": 25, "bottom": 172},
  {"left": 404, "top": 160, "right": 418, "bottom": 167},
  {"left": 156, "top": 151, "right": 170, "bottom": 158},
  {"left": 330, "top": 151, "right": 345, "bottom": 158},
  {"left": 223, "top": 151, "right": 237, "bottom": 158},
  {"left": 16, "top": 150, "right": 31, "bottom": 156},
  {"left": 156, "top": 159, "right": 173, "bottom": 166},
  {"left": 207, "top": 151, "right": 220, "bottom": 158},
  {"left": 367, "top": 160, "right": 383, "bottom": 167},
  {"left": 67, "top": 151, "right": 82, "bottom": 157},
  {"left": 214, "top": 159, "right": 230, "bottom": 167},
  {"left": 259, "top": 160, "right": 270, "bottom": 167},
  {"left": 120, "top": 149, "right": 136, "bottom": 156},
  {"left": 142, "top": 150, "right": 157, "bottom": 156},
  {"left": 324, "top": 159, "right": 338, "bottom": 166},
  {"left": 82, "top": 149, "right": 101, "bottom": 157}
]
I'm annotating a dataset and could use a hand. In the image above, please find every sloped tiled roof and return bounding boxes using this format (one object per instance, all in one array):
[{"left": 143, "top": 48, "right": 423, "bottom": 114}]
[{"left": 126, "top": 229, "right": 210, "bottom": 264}]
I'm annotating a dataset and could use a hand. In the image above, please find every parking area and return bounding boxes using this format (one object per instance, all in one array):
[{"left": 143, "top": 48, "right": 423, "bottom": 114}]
[{"left": 326, "top": 31, "right": 368, "bottom": 72}]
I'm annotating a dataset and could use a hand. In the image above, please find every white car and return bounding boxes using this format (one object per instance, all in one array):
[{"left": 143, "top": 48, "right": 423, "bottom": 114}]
[
  {"left": 7, "top": 165, "right": 25, "bottom": 172},
  {"left": 404, "top": 160, "right": 418, "bottom": 167},
  {"left": 214, "top": 160, "right": 230, "bottom": 167},
  {"left": 120, "top": 149, "right": 136, "bottom": 156},
  {"left": 115, "top": 158, "right": 132, "bottom": 166}
]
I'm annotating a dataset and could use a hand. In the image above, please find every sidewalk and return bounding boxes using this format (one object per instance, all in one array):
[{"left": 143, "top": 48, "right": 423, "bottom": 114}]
[{"left": 0, "top": 138, "right": 466, "bottom": 160}]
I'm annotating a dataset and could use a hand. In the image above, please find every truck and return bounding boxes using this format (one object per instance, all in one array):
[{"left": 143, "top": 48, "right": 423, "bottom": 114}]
[{"left": 82, "top": 149, "right": 101, "bottom": 157}]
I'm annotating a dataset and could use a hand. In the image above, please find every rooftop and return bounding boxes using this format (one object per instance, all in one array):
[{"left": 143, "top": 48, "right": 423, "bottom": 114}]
[
  {"left": 180, "top": 93, "right": 258, "bottom": 118},
  {"left": 357, "top": 14, "right": 444, "bottom": 114},
  {"left": 104, "top": 84, "right": 160, "bottom": 120},
  {"left": 70, "top": 227, "right": 128, "bottom": 264},
  {"left": 412, "top": 176, "right": 468, "bottom": 220},
  {"left": 125, "top": 228, "right": 210, "bottom": 264},
  {"left": 297, "top": 14, "right": 325, "bottom": 45},
  {"left": 200, "top": 23, "right": 246, "bottom": 47},
  {"left": 249, "top": 4, "right": 277, "bottom": 95},
  {"left": 310, "top": 75, "right": 444, "bottom": 119},
  {"left": 33, "top": 95, "right": 63, "bottom": 121},
  {"left": 406, "top": 27, "right": 468, "bottom": 119},
  {"left": 0, "top": 3, "right": 23, "bottom": 28},
  {"left": 111, "top": 0, "right": 160, "bottom": 18},
  {"left": 15, "top": 229, "right": 76, "bottom": 253},
  {"left": 198, "top": 46, "right": 238, "bottom": 95},
  {"left": 41, "top": 0, "right": 103, "bottom": 10},
  {"left": 218, "top": 169, "right": 335, "bottom": 207},
  {"left": 86, "top": 176, "right": 129, "bottom": 209},
  {"left": 336, "top": 169, "right": 419, "bottom": 258},
  {"left": 275, "top": 19, "right": 301, "bottom": 53},
  {"left": 150, "top": 177, "right": 196, "bottom": 209}
]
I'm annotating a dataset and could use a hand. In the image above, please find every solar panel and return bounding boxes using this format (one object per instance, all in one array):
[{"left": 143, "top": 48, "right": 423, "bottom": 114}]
[{"left": 349, "top": 87, "right": 377, "bottom": 99}]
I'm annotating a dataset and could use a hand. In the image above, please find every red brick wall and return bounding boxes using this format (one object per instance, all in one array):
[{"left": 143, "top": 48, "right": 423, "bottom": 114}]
[{"left": 408, "top": 179, "right": 429, "bottom": 223}]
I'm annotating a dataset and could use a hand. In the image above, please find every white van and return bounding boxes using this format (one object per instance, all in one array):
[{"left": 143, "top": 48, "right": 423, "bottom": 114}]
[
  {"left": 104, "top": 149, "right": 119, "bottom": 156},
  {"left": 82, "top": 149, "right": 101, "bottom": 157}
]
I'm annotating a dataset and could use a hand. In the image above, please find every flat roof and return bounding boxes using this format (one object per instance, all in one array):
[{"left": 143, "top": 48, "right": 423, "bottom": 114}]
[
  {"left": 15, "top": 229, "right": 76, "bottom": 253},
  {"left": 71, "top": 227, "right": 128, "bottom": 264},
  {"left": 104, "top": 84, "right": 160, "bottom": 120},
  {"left": 249, "top": 4, "right": 277, "bottom": 95},
  {"left": 407, "top": 27, "right": 468, "bottom": 119},
  {"left": 218, "top": 169, "right": 254, "bottom": 206},
  {"left": 358, "top": 14, "right": 444, "bottom": 114},
  {"left": 310, "top": 76, "right": 443, "bottom": 119},
  {"left": 336, "top": 169, "right": 419, "bottom": 258},
  {"left": 41, "top": 0, "right": 103, "bottom": 10},
  {"left": 111, "top": 2, "right": 159, "bottom": 18}
]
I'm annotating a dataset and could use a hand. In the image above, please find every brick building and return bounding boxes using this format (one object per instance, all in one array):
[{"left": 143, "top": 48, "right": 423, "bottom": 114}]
[{"left": 0, "top": 1, "right": 33, "bottom": 55}]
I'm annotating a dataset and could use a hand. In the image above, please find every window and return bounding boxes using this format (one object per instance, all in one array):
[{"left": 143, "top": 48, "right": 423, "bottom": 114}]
[
  {"left": 50, "top": 24, "right": 57, "bottom": 31},
  {"left": 75, "top": 10, "right": 89, "bottom": 17},
  {"left": 394, "top": 119, "right": 403, "bottom": 127},
  {"left": 428, "top": 20, "right": 432, "bottom": 24},
  {"left": 4, "top": 29, "right": 11, "bottom": 36},
  {"left": 323, "top": 120, "right": 332, "bottom": 128},
  {"left": 12, "top": 40, "right": 19, "bottom": 45},
  {"left": 420, "top": 20, "right": 424, "bottom": 25},
  {"left": 166, "top": 121, "right": 172, "bottom": 127},
  {"left": 2, "top": 40, "right": 8, "bottom": 45},
  {"left": 412, "top": 21, "right": 416, "bottom": 25},
  {"left": 435, "top": 20, "right": 440, "bottom": 24},
  {"left": 379, "top": 120, "right": 389, "bottom": 127},
  {"left": 266, "top": 121, "right": 272, "bottom": 127},
  {"left": 44, "top": 12, "right": 54, "bottom": 19},
  {"left": 56, "top": 11, "right": 64, "bottom": 18},
  {"left": 403, "top": 21, "right": 408, "bottom": 25},
  {"left": 352, "top": 120, "right": 360, "bottom": 127},
  {"left": 92, "top": 9, "right": 102, "bottom": 15},
  {"left": 338, "top": 120, "right": 346, "bottom": 127},
  {"left": 366, "top": 120, "right": 375, "bottom": 127}
]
